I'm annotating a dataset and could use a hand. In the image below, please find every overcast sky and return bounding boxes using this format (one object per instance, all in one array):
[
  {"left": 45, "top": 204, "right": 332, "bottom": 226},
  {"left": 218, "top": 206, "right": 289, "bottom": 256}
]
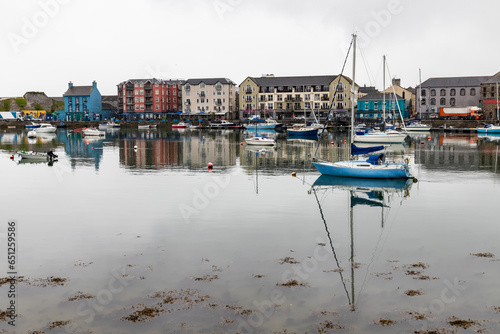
[{"left": 1, "top": 0, "right": 499, "bottom": 97}]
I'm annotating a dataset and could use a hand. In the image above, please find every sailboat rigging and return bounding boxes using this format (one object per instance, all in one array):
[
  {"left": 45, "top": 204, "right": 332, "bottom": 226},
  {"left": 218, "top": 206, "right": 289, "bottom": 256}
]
[{"left": 313, "top": 34, "right": 412, "bottom": 179}]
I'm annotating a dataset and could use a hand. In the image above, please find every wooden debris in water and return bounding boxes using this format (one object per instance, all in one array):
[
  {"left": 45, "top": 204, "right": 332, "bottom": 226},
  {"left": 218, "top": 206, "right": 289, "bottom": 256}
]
[
  {"left": 68, "top": 291, "right": 94, "bottom": 302},
  {"left": 193, "top": 274, "right": 219, "bottom": 282},
  {"left": 447, "top": 316, "right": 479, "bottom": 329},
  {"left": 317, "top": 320, "right": 346, "bottom": 332}
]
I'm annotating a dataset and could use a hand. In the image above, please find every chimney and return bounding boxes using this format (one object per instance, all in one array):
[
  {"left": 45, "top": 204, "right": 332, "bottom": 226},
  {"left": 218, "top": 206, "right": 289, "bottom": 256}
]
[
  {"left": 392, "top": 78, "right": 401, "bottom": 87},
  {"left": 92, "top": 80, "right": 97, "bottom": 88},
  {"left": 68, "top": 81, "right": 73, "bottom": 88}
]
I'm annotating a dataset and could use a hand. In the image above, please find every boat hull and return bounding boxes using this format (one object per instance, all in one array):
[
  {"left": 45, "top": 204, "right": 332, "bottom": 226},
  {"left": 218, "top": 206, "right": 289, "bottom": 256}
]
[
  {"left": 354, "top": 133, "right": 407, "bottom": 143},
  {"left": 313, "top": 160, "right": 410, "bottom": 179},
  {"left": 477, "top": 127, "right": 500, "bottom": 134}
]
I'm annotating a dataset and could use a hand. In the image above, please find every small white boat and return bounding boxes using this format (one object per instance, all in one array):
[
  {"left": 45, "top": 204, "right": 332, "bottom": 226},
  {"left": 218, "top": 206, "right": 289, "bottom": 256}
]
[
  {"left": 98, "top": 122, "right": 120, "bottom": 129},
  {"left": 405, "top": 121, "right": 432, "bottom": 132},
  {"left": 172, "top": 122, "right": 190, "bottom": 129},
  {"left": 138, "top": 124, "right": 157, "bottom": 130},
  {"left": 83, "top": 128, "right": 105, "bottom": 136},
  {"left": 35, "top": 123, "right": 57, "bottom": 133},
  {"left": 354, "top": 130, "right": 407, "bottom": 143},
  {"left": 15, "top": 150, "right": 58, "bottom": 161},
  {"left": 244, "top": 133, "right": 276, "bottom": 146}
]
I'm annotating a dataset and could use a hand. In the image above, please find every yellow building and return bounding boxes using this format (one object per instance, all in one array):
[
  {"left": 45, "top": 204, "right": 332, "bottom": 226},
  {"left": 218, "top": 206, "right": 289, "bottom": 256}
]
[
  {"left": 239, "top": 74, "right": 357, "bottom": 119},
  {"left": 383, "top": 79, "right": 416, "bottom": 117}
]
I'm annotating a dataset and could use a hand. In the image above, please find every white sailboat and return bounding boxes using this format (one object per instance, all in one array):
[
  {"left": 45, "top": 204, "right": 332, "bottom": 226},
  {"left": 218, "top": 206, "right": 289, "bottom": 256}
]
[
  {"left": 313, "top": 34, "right": 412, "bottom": 179},
  {"left": 406, "top": 69, "right": 432, "bottom": 132}
]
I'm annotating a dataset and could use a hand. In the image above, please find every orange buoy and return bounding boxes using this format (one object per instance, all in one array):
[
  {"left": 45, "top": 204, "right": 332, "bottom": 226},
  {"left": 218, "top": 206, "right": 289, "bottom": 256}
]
[
  {"left": 427, "top": 136, "right": 431, "bottom": 141},
  {"left": 92, "top": 147, "right": 94, "bottom": 150},
  {"left": 292, "top": 172, "right": 297, "bottom": 177},
  {"left": 240, "top": 142, "right": 244, "bottom": 146},
  {"left": 330, "top": 142, "right": 334, "bottom": 145},
  {"left": 207, "top": 162, "right": 214, "bottom": 171}
]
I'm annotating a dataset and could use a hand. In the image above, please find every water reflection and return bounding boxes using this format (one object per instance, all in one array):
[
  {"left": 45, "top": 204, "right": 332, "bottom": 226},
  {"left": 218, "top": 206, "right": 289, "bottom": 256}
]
[
  {"left": 1, "top": 129, "right": 500, "bottom": 175},
  {"left": 309, "top": 176, "right": 413, "bottom": 311}
]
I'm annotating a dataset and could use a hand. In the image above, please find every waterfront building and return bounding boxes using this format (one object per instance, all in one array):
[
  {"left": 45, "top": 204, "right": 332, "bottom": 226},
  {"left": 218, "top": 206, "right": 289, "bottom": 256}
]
[
  {"left": 117, "top": 78, "right": 184, "bottom": 119},
  {"left": 480, "top": 71, "right": 500, "bottom": 120},
  {"left": 383, "top": 79, "right": 416, "bottom": 118},
  {"left": 238, "top": 74, "right": 357, "bottom": 120},
  {"left": 181, "top": 78, "right": 237, "bottom": 119},
  {"left": 356, "top": 92, "right": 408, "bottom": 120},
  {"left": 63, "top": 81, "right": 102, "bottom": 121},
  {"left": 416, "top": 76, "right": 489, "bottom": 119}
]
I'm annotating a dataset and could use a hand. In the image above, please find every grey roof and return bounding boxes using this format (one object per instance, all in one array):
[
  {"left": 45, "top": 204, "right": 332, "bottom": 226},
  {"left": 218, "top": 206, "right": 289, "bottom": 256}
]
[
  {"left": 483, "top": 71, "right": 500, "bottom": 84},
  {"left": 359, "top": 92, "right": 403, "bottom": 101},
  {"left": 185, "top": 78, "right": 235, "bottom": 86},
  {"left": 420, "top": 76, "right": 491, "bottom": 88},
  {"left": 63, "top": 86, "right": 94, "bottom": 97},
  {"left": 248, "top": 75, "right": 353, "bottom": 87},
  {"left": 359, "top": 86, "right": 378, "bottom": 94},
  {"left": 117, "top": 78, "right": 185, "bottom": 86}
]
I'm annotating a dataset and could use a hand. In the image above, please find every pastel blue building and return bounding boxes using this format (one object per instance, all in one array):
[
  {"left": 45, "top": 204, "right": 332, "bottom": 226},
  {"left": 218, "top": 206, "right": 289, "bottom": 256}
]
[
  {"left": 356, "top": 93, "right": 409, "bottom": 120},
  {"left": 63, "top": 81, "right": 104, "bottom": 121}
]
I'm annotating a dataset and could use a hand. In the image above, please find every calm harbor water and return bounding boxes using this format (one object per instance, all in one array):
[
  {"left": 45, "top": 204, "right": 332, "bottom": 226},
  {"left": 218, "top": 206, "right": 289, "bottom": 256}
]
[{"left": 0, "top": 127, "right": 499, "bottom": 333}]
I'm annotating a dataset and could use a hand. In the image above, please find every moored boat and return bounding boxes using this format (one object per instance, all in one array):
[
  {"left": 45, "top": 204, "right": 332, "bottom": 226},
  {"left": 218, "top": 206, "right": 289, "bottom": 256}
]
[
  {"left": 83, "top": 128, "right": 105, "bottom": 136},
  {"left": 15, "top": 150, "right": 58, "bottom": 161},
  {"left": 35, "top": 123, "right": 57, "bottom": 133},
  {"left": 244, "top": 133, "right": 276, "bottom": 146},
  {"left": 98, "top": 121, "right": 120, "bottom": 129},
  {"left": 172, "top": 122, "right": 190, "bottom": 129},
  {"left": 477, "top": 124, "right": 500, "bottom": 134},
  {"left": 209, "top": 120, "right": 241, "bottom": 129}
]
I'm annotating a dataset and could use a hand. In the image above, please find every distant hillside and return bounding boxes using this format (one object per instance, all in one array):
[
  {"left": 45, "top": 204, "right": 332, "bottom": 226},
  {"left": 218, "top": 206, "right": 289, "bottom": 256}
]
[{"left": 0, "top": 92, "right": 64, "bottom": 112}]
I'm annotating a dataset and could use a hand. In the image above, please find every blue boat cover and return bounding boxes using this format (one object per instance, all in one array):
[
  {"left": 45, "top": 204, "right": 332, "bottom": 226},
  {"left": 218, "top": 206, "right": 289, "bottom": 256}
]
[
  {"left": 351, "top": 143, "right": 384, "bottom": 155},
  {"left": 366, "top": 154, "right": 384, "bottom": 165}
]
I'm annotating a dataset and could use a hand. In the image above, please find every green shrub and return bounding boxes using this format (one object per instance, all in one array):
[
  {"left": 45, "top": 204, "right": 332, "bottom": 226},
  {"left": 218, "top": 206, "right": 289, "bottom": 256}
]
[
  {"left": 15, "top": 98, "right": 27, "bottom": 108},
  {"left": 1, "top": 99, "right": 11, "bottom": 111},
  {"left": 34, "top": 103, "right": 43, "bottom": 110}
]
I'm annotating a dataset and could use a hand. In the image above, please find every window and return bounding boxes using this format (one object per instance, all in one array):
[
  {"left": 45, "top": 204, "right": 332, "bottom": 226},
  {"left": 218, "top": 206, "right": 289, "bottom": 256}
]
[
  {"left": 460, "top": 88, "right": 465, "bottom": 96},
  {"left": 440, "top": 89, "right": 446, "bottom": 96},
  {"left": 440, "top": 98, "right": 445, "bottom": 105},
  {"left": 140, "top": 97, "right": 144, "bottom": 103},
  {"left": 305, "top": 94, "right": 310, "bottom": 100},
  {"left": 155, "top": 90, "right": 159, "bottom": 94},
  {"left": 431, "top": 98, "right": 436, "bottom": 105},
  {"left": 277, "top": 95, "right": 282, "bottom": 101},
  {"left": 135, "top": 90, "right": 139, "bottom": 95},
  {"left": 200, "top": 83, "right": 205, "bottom": 88},
  {"left": 421, "top": 89, "right": 426, "bottom": 96},
  {"left": 135, "top": 97, "right": 138, "bottom": 102},
  {"left": 450, "top": 98, "right": 456, "bottom": 105},
  {"left": 450, "top": 89, "right": 456, "bottom": 96},
  {"left": 470, "top": 88, "right": 476, "bottom": 96},
  {"left": 140, "top": 90, "right": 144, "bottom": 95},
  {"left": 268, "top": 95, "right": 273, "bottom": 101},
  {"left": 155, "top": 105, "right": 159, "bottom": 110},
  {"left": 430, "top": 89, "right": 436, "bottom": 96},
  {"left": 155, "top": 97, "right": 159, "bottom": 102}
]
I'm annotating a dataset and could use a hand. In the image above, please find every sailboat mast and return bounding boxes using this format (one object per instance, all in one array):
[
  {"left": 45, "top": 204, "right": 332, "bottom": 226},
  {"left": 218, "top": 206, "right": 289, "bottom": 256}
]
[
  {"left": 383, "top": 55, "right": 386, "bottom": 123},
  {"left": 497, "top": 81, "right": 499, "bottom": 121},
  {"left": 350, "top": 34, "right": 357, "bottom": 144},
  {"left": 418, "top": 68, "right": 422, "bottom": 119}
]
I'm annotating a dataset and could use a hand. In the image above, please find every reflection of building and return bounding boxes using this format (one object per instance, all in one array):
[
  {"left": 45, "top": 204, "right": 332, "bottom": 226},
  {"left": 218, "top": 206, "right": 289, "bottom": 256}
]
[
  {"left": 238, "top": 74, "right": 357, "bottom": 119},
  {"left": 63, "top": 81, "right": 103, "bottom": 121},
  {"left": 416, "top": 76, "right": 489, "bottom": 119},
  {"left": 182, "top": 78, "right": 237, "bottom": 117},
  {"left": 413, "top": 133, "right": 483, "bottom": 172},
  {"left": 117, "top": 79, "right": 184, "bottom": 119}
]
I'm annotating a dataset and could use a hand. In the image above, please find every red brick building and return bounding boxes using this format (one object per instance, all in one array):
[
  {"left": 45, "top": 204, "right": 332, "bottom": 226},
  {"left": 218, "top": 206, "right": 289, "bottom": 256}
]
[{"left": 117, "top": 78, "right": 184, "bottom": 119}]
